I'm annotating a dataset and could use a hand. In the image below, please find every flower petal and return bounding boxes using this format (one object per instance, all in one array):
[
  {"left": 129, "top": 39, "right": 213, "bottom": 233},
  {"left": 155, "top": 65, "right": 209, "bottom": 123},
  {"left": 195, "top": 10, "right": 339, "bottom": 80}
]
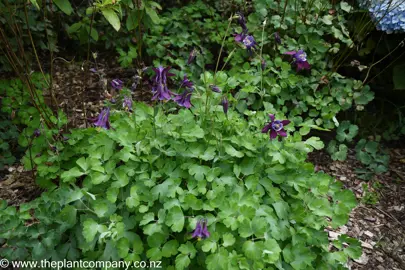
[
  {"left": 270, "top": 130, "right": 278, "bottom": 139},
  {"left": 281, "top": 120, "right": 290, "bottom": 126},
  {"left": 284, "top": 51, "right": 297, "bottom": 55},
  {"left": 269, "top": 114, "right": 275, "bottom": 122},
  {"left": 262, "top": 124, "right": 271, "bottom": 133},
  {"left": 278, "top": 129, "right": 287, "bottom": 137}
]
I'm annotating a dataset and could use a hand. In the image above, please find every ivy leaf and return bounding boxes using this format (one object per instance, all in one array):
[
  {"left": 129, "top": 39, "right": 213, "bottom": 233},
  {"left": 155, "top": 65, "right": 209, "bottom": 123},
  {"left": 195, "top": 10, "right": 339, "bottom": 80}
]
[
  {"left": 53, "top": 0, "right": 73, "bottom": 15},
  {"left": 101, "top": 9, "right": 121, "bottom": 31}
]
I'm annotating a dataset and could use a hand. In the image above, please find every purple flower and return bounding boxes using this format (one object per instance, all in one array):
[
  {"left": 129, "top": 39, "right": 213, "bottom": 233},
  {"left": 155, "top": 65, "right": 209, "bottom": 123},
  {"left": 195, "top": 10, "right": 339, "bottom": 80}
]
[
  {"left": 33, "top": 129, "right": 41, "bottom": 137},
  {"left": 261, "top": 114, "right": 290, "bottom": 140},
  {"left": 122, "top": 96, "right": 133, "bottom": 111},
  {"left": 151, "top": 66, "right": 175, "bottom": 101},
  {"left": 233, "top": 29, "right": 247, "bottom": 43},
  {"left": 90, "top": 68, "right": 97, "bottom": 73},
  {"left": 187, "top": 48, "right": 198, "bottom": 65},
  {"left": 284, "top": 50, "right": 311, "bottom": 72},
  {"left": 242, "top": 35, "right": 257, "bottom": 53},
  {"left": 191, "top": 219, "right": 210, "bottom": 240},
  {"left": 181, "top": 74, "right": 194, "bottom": 89},
  {"left": 235, "top": 12, "right": 248, "bottom": 31},
  {"left": 210, "top": 85, "right": 221, "bottom": 93},
  {"left": 174, "top": 89, "right": 193, "bottom": 108},
  {"left": 111, "top": 79, "right": 124, "bottom": 90},
  {"left": 93, "top": 107, "right": 111, "bottom": 130},
  {"left": 275, "top": 32, "right": 282, "bottom": 44},
  {"left": 221, "top": 97, "right": 229, "bottom": 115},
  {"left": 174, "top": 74, "right": 194, "bottom": 108}
]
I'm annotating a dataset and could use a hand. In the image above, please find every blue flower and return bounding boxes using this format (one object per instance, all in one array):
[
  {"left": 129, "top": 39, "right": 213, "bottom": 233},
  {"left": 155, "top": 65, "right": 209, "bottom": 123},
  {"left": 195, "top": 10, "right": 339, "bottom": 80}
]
[
  {"left": 284, "top": 50, "right": 311, "bottom": 71},
  {"left": 111, "top": 79, "right": 123, "bottom": 90},
  {"left": 210, "top": 84, "right": 221, "bottom": 93},
  {"left": 122, "top": 96, "right": 133, "bottom": 111},
  {"left": 33, "top": 129, "right": 41, "bottom": 137},
  {"left": 242, "top": 35, "right": 257, "bottom": 53},
  {"left": 221, "top": 97, "right": 229, "bottom": 115},
  {"left": 93, "top": 108, "right": 111, "bottom": 130},
  {"left": 362, "top": 0, "right": 405, "bottom": 33},
  {"left": 191, "top": 219, "right": 210, "bottom": 240},
  {"left": 151, "top": 66, "right": 175, "bottom": 101},
  {"left": 261, "top": 114, "right": 290, "bottom": 140},
  {"left": 174, "top": 75, "right": 194, "bottom": 108},
  {"left": 174, "top": 89, "right": 193, "bottom": 108}
]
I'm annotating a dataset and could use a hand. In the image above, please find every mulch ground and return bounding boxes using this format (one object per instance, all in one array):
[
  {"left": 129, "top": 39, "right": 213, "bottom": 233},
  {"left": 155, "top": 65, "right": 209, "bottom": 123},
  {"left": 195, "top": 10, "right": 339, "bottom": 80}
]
[
  {"left": 1, "top": 61, "right": 405, "bottom": 269},
  {"left": 309, "top": 148, "right": 405, "bottom": 270}
]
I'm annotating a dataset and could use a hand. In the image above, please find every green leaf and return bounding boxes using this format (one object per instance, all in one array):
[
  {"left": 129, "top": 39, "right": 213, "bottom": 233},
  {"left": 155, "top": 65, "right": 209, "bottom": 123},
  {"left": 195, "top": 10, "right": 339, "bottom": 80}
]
[
  {"left": 83, "top": 219, "right": 100, "bottom": 242},
  {"left": 140, "top": 212, "right": 155, "bottom": 226},
  {"left": 126, "top": 11, "right": 139, "bottom": 31},
  {"left": 243, "top": 240, "right": 264, "bottom": 260},
  {"left": 58, "top": 205, "right": 77, "bottom": 229},
  {"left": 222, "top": 233, "right": 235, "bottom": 247},
  {"left": 263, "top": 239, "right": 281, "bottom": 263},
  {"left": 202, "top": 240, "right": 217, "bottom": 253},
  {"left": 53, "top": 0, "right": 73, "bottom": 15},
  {"left": 272, "top": 201, "right": 289, "bottom": 219},
  {"left": 30, "top": 0, "right": 40, "bottom": 10},
  {"left": 175, "top": 254, "right": 190, "bottom": 270},
  {"left": 305, "top": 137, "right": 324, "bottom": 150},
  {"left": 101, "top": 9, "right": 121, "bottom": 31},
  {"left": 145, "top": 7, "right": 160, "bottom": 24},
  {"left": 178, "top": 242, "right": 196, "bottom": 258},
  {"left": 92, "top": 200, "right": 108, "bottom": 218},
  {"left": 166, "top": 206, "right": 184, "bottom": 232},
  {"left": 117, "top": 238, "right": 129, "bottom": 258},
  {"left": 61, "top": 167, "right": 84, "bottom": 183},
  {"left": 162, "top": 240, "right": 179, "bottom": 258},
  {"left": 340, "top": 2, "right": 352, "bottom": 12},
  {"left": 224, "top": 144, "right": 244, "bottom": 158},
  {"left": 147, "top": 247, "right": 162, "bottom": 260}
]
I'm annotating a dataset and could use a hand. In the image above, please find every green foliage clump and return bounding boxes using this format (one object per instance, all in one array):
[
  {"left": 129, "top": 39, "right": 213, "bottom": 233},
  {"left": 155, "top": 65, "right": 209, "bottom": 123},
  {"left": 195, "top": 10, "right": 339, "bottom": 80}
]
[
  {"left": 355, "top": 139, "right": 389, "bottom": 180},
  {"left": 1, "top": 86, "right": 360, "bottom": 269}
]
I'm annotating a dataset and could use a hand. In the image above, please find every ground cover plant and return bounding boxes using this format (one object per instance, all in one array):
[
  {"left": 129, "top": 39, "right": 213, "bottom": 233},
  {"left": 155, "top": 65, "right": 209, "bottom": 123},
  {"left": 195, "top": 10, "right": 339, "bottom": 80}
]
[{"left": 2, "top": 0, "right": 405, "bottom": 269}]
